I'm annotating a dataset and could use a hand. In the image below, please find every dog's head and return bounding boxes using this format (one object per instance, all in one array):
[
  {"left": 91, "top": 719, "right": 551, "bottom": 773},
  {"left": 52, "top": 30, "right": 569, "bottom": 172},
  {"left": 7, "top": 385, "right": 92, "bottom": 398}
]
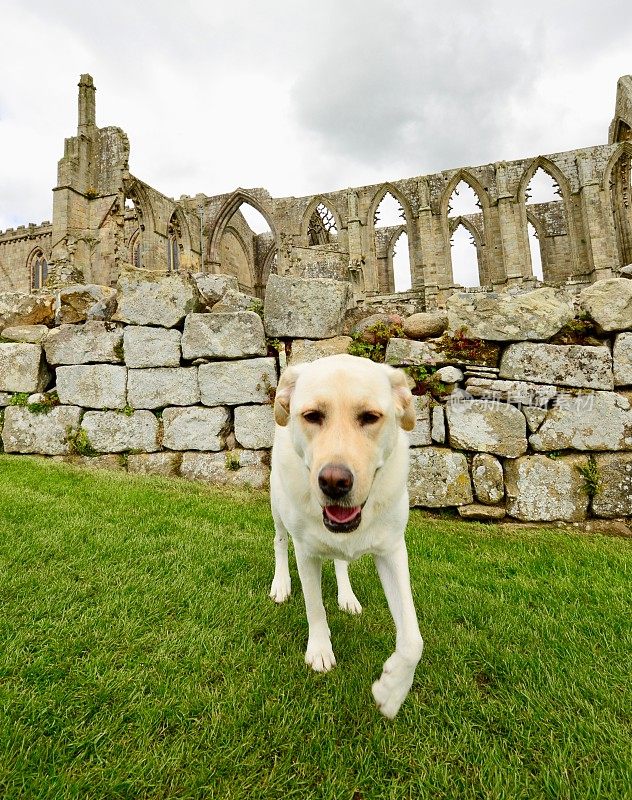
[{"left": 274, "top": 354, "right": 415, "bottom": 533}]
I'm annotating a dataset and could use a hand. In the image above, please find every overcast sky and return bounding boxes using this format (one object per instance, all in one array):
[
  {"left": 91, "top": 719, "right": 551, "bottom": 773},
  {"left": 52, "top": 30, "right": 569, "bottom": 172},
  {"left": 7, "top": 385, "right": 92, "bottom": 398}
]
[{"left": 1, "top": 0, "right": 631, "bottom": 232}]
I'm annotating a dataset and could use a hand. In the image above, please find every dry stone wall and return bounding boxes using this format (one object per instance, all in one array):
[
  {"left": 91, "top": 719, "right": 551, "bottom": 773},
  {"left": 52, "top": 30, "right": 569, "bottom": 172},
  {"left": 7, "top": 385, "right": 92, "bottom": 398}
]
[{"left": 1, "top": 271, "right": 631, "bottom": 525}]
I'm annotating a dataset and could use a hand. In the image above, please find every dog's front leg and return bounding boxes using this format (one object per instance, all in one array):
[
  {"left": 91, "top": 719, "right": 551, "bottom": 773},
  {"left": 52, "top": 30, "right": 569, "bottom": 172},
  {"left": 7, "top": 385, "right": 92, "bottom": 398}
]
[
  {"left": 295, "top": 547, "right": 336, "bottom": 672},
  {"left": 372, "top": 542, "right": 423, "bottom": 719}
]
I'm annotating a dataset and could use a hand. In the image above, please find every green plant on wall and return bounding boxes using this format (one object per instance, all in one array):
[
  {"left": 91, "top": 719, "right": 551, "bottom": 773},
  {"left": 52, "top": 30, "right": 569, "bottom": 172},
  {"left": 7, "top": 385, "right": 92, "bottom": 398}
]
[
  {"left": 348, "top": 320, "right": 404, "bottom": 363},
  {"left": 577, "top": 455, "right": 601, "bottom": 498},
  {"left": 404, "top": 365, "right": 449, "bottom": 400},
  {"left": 66, "top": 427, "right": 97, "bottom": 457},
  {"left": 438, "top": 328, "right": 498, "bottom": 367}
]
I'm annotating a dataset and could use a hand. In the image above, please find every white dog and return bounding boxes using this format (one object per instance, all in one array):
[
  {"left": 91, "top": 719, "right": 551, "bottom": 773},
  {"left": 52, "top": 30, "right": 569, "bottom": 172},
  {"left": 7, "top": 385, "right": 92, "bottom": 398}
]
[{"left": 269, "top": 353, "right": 423, "bottom": 718}]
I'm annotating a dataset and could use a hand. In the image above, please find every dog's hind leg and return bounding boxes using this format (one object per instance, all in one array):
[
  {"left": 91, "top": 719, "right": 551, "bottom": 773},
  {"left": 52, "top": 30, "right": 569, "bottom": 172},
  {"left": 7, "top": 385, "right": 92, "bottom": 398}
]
[
  {"left": 269, "top": 511, "right": 291, "bottom": 603},
  {"left": 334, "top": 559, "right": 362, "bottom": 615}
]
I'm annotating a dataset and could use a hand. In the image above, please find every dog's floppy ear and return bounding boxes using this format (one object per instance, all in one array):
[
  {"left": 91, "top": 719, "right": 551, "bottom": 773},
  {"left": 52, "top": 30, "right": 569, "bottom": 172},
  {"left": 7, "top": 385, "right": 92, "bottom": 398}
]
[
  {"left": 383, "top": 364, "right": 416, "bottom": 431},
  {"left": 274, "top": 364, "right": 303, "bottom": 426}
]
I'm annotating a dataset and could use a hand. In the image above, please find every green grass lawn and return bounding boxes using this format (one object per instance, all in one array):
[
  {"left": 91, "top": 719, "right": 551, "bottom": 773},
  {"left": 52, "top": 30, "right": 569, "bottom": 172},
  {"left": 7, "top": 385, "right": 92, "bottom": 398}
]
[{"left": 0, "top": 456, "right": 630, "bottom": 800}]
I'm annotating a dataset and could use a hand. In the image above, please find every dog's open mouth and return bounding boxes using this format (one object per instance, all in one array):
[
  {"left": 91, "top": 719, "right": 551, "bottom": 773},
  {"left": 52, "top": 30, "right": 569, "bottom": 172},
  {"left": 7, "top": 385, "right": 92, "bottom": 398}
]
[{"left": 322, "top": 505, "right": 362, "bottom": 533}]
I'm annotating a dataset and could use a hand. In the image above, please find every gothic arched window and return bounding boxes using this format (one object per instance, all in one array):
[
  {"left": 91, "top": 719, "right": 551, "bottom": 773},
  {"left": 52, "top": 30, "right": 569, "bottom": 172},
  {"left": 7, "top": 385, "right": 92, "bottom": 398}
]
[
  {"left": 167, "top": 215, "right": 181, "bottom": 273},
  {"left": 29, "top": 249, "right": 48, "bottom": 291}
]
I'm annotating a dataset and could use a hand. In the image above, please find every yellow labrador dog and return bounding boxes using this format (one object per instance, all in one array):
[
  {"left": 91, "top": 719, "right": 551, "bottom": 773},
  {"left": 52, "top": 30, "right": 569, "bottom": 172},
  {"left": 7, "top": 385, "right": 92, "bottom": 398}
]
[{"left": 269, "top": 353, "right": 423, "bottom": 718}]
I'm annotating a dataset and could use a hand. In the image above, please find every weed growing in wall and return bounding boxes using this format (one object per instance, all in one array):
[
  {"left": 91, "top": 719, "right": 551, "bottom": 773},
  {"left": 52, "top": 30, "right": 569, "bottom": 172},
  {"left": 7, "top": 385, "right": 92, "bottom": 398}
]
[
  {"left": 225, "top": 451, "right": 241, "bottom": 471},
  {"left": 348, "top": 320, "right": 404, "bottom": 363},
  {"left": 438, "top": 328, "right": 499, "bottom": 367},
  {"left": 405, "top": 365, "right": 449, "bottom": 399},
  {"left": 66, "top": 427, "right": 97, "bottom": 457},
  {"left": 578, "top": 455, "right": 601, "bottom": 498}
]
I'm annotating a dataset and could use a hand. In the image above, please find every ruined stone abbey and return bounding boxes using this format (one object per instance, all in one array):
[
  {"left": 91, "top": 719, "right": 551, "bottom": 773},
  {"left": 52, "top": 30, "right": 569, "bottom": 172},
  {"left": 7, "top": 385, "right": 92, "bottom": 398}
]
[{"left": 1, "top": 74, "right": 632, "bottom": 306}]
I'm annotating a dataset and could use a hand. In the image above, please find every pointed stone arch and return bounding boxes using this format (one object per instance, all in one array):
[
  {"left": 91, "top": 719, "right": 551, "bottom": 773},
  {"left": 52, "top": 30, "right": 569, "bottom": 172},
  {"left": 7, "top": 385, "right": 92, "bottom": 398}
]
[
  {"left": 441, "top": 170, "right": 490, "bottom": 287},
  {"left": 448, "top": 216, "right": 483, "bottom": 287},
  {"left": 518, "top": 156, "right": 571, "bottom": 206},
  {"left": 368, "top": 184, "right": 414, "bottom": 230},
  {"left": 519, "top": 156, "right": 575, "bottom": 282},
  {"left": 27, "top": 246, "right": 49, "bottom": 291},
  {"left": 301, "top": 196, "right": 342, "bottom": 245},
  {"left": 368, "top": 184, "right": 416, "bottom": 293},
  {"left": 440, "top": 169, "right": 490, "bottom": 217},
  {"left": 208, "top": 189, "right": 277, "bottom": 270}
]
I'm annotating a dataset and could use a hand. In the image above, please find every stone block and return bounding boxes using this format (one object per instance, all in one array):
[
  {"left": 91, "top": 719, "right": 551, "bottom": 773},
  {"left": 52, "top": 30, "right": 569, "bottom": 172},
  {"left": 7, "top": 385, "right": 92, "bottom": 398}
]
[
  {"left": 446, "top": 399, "right": 527, "bottom": 458},
  {"left": 523, "top": 406, "right": 547, "bottom": 433},
  {"left": 0, "top": 292, "right": 54, "bottom": 330},
  {"left": 211, "top": 289, "right": 262, "bottom": 314},
  {"left": 591, "top": 453, "right": 632, "bottom": 518},
  {"left": 44, "top": 322, "right": 123, "bottom": 365},
  {"left": 431, "top": 404, "right": 445, "bottom": 443},
  {"left": 385, "top": 338, "right": 445, "bottom": 366},
  {"left": 127, "top": 451, "right": 182, "bottom": 477},
  {"left": 458, "top": 504, "right": 506, "bottom": 521},
  {"left": 613, "top": 333, "right": 632, "bottom": 386},
  {"left": 403, "top": 311, "right": 448, "bottom": 339},
  {"left": 193, "top": 273, "right": 239, "bottom": 308},
  {"left": 471, "top": 453, "right": 505, "bottom": 504},
  {"left": 464, "top": 378, "right": 559, "bottom": 407},
  {"left": 181, "top": 312, "right": 266, "bottom": 360},
  {"left": 435, "top": 366, "right": 463, "bottom": 384},
  {"left": 408, "top": 395, "right": 432, "bottom": 447},
  {"left": 530, "top": 392, "right": 632, "bottom": 451},
  {"left": 0, "top": 343, "right": 49, "bottom": 393},
  {"left": 198, "top": 358, "right": 277, "bottom": 406},
  {"left": 499, "top": 342, "right": 613, "bottom": 390},
  {"left": 114, "top": 270, "right": 201, "bottom": 327},
  {"left": 447, "top": 287, "right": 574, "bottom": 341},
  {"left": 1, "top": 325, "right": 48, "bottom": 344},
  {"left": 580, "top": 278, "right": 632, "bottom": 332},
  {"left": 234, "top": 404, "right": 276, "bottom": 449},
  {"left": 123, "top": 326, "right": 181, "bottom": 368},
  {"left": 288, "top": 336, "right": 352, "bottom": 365},
  {"left": 263, "top": 274, "right": 352, "bottom": 339},
  {"left": 180, "top": 450, "right": 270, "bottom": 489},
  {"left": 1, "top": 405, "right": 82, "bottom": 455},
  {"left": 504, "top": 455, "right": 589, "bottom": 522},
  {"left": 81, "top": 410, "right": 159, "bottom": 453},
  {"left": 56, "top": 364, "right": 127, "bottom": 409},
  {"left": 127, "top": 368, "right": 199, "bottom": 409},
  {"left": 57, "top": 284, "right": 117, "bottom": 324},
  {"left": 162, "top": 406, "right": 229, "bottom": 451},
  {"left": 0, "top": 392, "right": 11, "bottom": 407},
  {"left": 408, "top": 447, "right": 472, "bottom": 507}
]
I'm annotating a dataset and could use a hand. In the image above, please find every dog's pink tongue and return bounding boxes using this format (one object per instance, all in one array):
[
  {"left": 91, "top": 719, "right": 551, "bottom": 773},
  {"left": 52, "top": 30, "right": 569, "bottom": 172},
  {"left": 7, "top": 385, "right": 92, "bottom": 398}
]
[{"left": 324, "top": 505, "right": 361, "bottom": 524}]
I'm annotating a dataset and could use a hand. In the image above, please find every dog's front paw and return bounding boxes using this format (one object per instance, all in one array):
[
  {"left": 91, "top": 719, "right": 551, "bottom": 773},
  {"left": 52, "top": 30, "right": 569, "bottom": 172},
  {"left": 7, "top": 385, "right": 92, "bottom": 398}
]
[
  {"left": 338, "top": 590, "right": 362, "bottom": 615},
  {"left": 269, "top": 574, "right": 291, "bottom": 603},
  {"left": 371, "top": 653, "right": 416, "bottom": 719},
  {"left": 305, "top": 637, "right": 336, "bottom": 672}
]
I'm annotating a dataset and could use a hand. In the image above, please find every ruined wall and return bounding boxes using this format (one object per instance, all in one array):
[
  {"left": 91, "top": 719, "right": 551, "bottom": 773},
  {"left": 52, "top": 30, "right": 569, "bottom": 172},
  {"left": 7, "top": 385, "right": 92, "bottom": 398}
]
[
  {"left": 2, "top": 74, "right": 632, "bottom": 312},
  {"left": 0, "top": 272, "right": 631, "bottom": 524},
  {"left": 0, "top": 224, "right": 52, "bottom": 293}
]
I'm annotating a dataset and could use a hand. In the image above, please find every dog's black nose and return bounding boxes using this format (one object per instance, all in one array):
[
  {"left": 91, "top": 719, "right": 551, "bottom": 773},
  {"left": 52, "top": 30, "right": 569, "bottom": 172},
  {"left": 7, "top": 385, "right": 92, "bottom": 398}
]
[{"left": 318, "top": 464, "right": 354, "bottom": 499}]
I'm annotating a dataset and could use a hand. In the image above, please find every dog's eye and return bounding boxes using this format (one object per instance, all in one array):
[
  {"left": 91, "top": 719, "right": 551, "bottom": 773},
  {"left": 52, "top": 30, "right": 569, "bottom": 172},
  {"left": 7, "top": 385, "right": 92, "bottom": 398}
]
[
  {"left": 303, "top": 410, "right": 324, "bottom": 424},
  {"left": 358, "top": 411, "right": 382, "bottom": 426}
]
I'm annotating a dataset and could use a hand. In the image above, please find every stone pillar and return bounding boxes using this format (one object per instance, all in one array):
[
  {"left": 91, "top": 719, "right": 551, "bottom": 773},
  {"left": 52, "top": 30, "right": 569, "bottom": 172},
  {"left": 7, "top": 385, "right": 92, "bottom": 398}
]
[
  {"left": 416, "top": 179, "right": 438, "bottom": 309},
  {"left": 577, "top": 154, "right": 615, "bottom": 281},
  {"left": 78, "top": 74, "right": 96, "bottom": 134},
  {"left": 346, "top": 190, "right": 368, "bottom": 292},
  {"left": 495, "top": 162, "right": 526, "bottom": 285}
]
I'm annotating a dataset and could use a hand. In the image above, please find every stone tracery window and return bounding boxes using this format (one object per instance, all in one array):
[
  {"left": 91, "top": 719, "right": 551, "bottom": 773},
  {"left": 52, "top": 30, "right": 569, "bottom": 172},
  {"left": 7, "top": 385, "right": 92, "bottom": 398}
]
[
  {"left": 29, "top": 249, "right": 48, "bottom": 290},
  {"left": 308, "top": 202, "right": 337, "bottom": 245}
]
